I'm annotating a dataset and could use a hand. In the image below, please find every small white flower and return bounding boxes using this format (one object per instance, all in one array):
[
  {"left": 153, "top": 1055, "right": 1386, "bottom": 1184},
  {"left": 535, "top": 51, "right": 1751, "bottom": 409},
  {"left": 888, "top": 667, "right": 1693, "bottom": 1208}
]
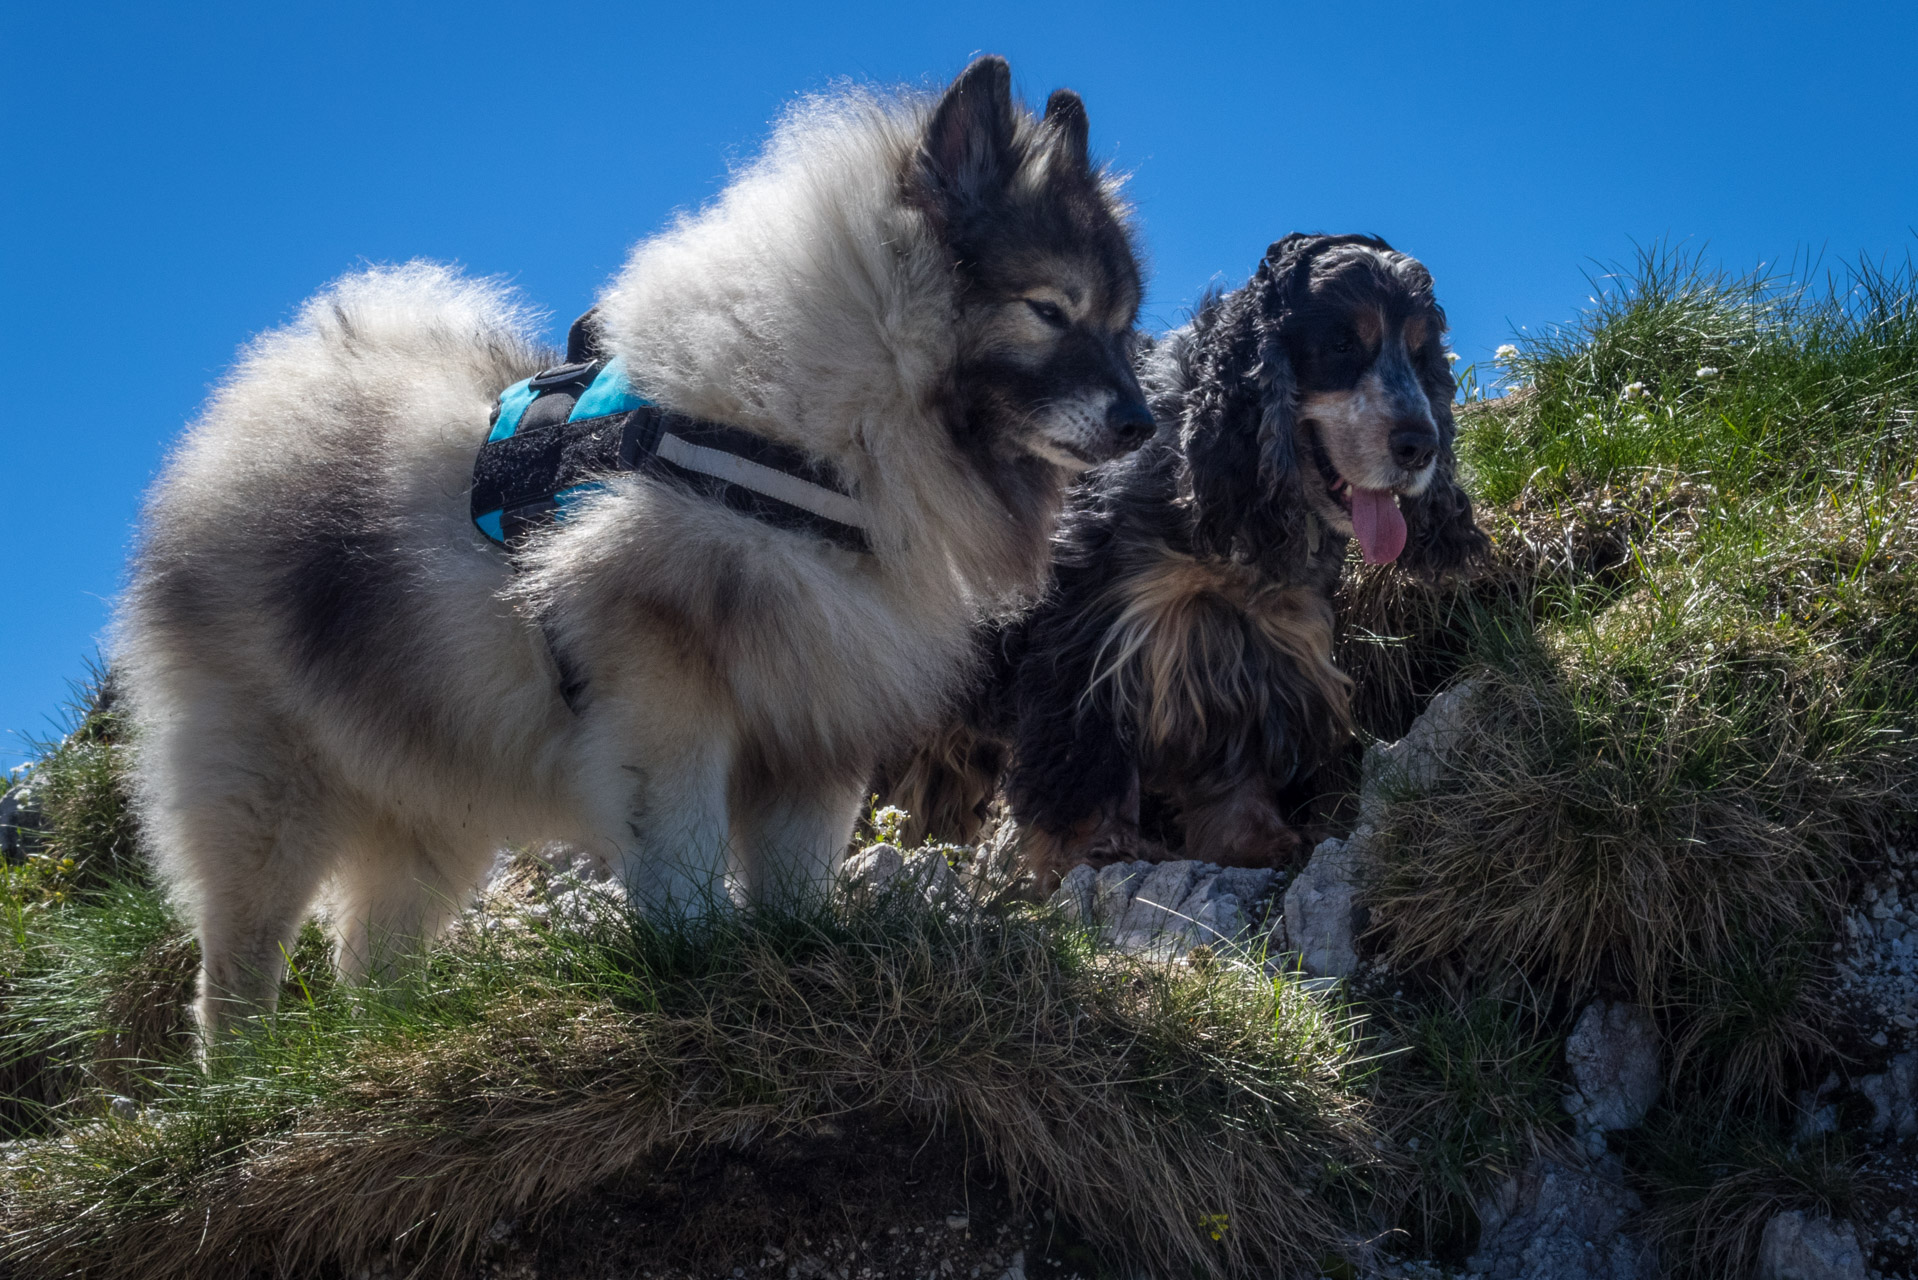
[
  {"left": 1445, "top": 352, "right": 1460, "bottom": 364},
  {"left": 1695, "top": 366, "right": 1720, "bottom": 379},
  {"left": 1494, "top": 343, "right": 1519, "bottom": 361},
  {"left": 1621, "top": 381, "right": 1647, "bottom": 400}
]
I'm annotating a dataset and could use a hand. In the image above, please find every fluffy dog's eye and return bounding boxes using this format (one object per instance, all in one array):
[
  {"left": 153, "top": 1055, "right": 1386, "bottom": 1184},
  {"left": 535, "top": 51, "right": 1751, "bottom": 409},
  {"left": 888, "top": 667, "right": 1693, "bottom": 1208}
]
[
  {"left": 1025, "top": 299, "right": 1069, "bottom": 329},
  {"left": 1331, "top": 336, "right": 1356, "bottom": 355}
]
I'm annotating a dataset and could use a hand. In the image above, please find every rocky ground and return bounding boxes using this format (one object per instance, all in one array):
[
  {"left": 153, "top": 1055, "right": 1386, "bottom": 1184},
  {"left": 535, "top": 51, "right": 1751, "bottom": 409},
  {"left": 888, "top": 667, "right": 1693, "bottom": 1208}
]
[
  {"left": 329, "top": 1115, "right": 1099, "bottom": 1280},
  {"left": 989, "top": 683, "right": 1916, "bottom": 1280},
  {"left": 458, "top": 1123, "right": 1086, "bottom": 1280},
  {"left": 472, "top": 715, "right": 1918, "bottom": 1280},
  {"left": 71, "top": 679, "right": 1891, "bottom": 1280},
  {"left": 1828, "top": 838, "right": 1918, "bottom": 1280}
]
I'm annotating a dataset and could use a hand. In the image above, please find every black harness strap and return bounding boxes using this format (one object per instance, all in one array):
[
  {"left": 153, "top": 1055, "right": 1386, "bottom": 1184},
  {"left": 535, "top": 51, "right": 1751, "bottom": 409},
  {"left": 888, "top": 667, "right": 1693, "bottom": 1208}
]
[
  {"left": 471, "top": 313, "right": 871, "bottom": 556},
  {"left": 470, "top": 311, "right": 873, "bottom": 713}
]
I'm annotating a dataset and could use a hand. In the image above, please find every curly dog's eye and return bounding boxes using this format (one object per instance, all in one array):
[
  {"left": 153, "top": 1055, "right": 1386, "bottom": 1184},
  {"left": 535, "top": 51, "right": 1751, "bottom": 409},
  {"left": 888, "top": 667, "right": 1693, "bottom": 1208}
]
[
  {"left": 1331, "top": 336, "right": 1356, "bottom": 356},
  {"left": 1025, "top": 299, "right": 1069, "bottom": 329}
]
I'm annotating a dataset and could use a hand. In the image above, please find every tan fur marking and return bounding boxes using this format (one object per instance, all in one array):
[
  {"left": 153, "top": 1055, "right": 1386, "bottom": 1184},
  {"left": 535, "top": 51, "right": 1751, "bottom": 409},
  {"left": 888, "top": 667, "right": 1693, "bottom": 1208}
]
[
  {"left": 1352, "top": 307, "right": 1383, "bottom": 348},
  {"left": 877, "top": 719, "right": 1002, "bottom": 847},
  {"left": 1085, "top": 544, "right": 1353, "bottom": 753}
]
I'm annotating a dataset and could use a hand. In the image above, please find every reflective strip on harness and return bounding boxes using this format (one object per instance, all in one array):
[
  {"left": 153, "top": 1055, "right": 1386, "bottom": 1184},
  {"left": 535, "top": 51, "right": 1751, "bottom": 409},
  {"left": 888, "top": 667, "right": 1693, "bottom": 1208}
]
[
  {"left": 655, "top": 431, "right": 866, "bottom": 531},
  {"left": 471, "top": 358, "right": 869, "bottom": 555}
]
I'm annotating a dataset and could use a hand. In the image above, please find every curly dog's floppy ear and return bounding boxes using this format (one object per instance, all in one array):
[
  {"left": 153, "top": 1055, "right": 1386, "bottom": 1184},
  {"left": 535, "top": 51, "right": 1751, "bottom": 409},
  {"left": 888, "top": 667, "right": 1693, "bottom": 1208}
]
[
  {"left": 1397, "top": 339, "right": 1490, "bottom": 578},
  {"left": 1260, "top": 233, "right": 1321, "bottom": 276},
  {"left": 1180, "top": 239, "right": 1319, "bottom": 564}
]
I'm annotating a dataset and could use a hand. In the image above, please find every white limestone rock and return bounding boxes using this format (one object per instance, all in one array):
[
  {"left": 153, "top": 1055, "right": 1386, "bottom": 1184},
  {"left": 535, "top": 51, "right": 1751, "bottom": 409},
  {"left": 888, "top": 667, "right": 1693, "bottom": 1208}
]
[
  {"left": 842, "top": 844, "right": 961, "bottom": 906},
  {"left": 841, "top": 843, "right": 906, "bottom": 896},
  {"left": 1187, "top": 893, "right": 1247, "bottom": 949},
  {"left": 1755, "top": 1211, "right": 1868, "bottom": 1280},
  {"left": 898, "top": 847, "right": 960, "bottom": 902},
  {"left": 1563, "top": 1002, "right": 1663, "bottom": 1134},
  {"left": 1047, "top": 863, "right": 1097, "bottom": 924},
  {"left": 1359, "top": 679, "right": 1480, "bottom": 825},
  {"left": 960, "top": 823, "right": 1023, "bottom": 901},
  {"left": 1469, "top": 1158, "right": 1656, "bottom": 1280},
  {"left": 1205, "top": 866, "right": 1277, "bottom": 908},
  {"left": 1092, "top": 861, "right": 1150, "bottom": 928},
  {"left": 1283, "top": 834, "right": 1368, "bottom": 978},
  {"left": 1049, "top": 858, "right": 1283, "bottom": 958},
  {"left": 1857, "top": 1049, "right": 1918, "bottom": 1138},
  {"left": 1116, "top": 859, "right": 1205, "bottom": 945}
]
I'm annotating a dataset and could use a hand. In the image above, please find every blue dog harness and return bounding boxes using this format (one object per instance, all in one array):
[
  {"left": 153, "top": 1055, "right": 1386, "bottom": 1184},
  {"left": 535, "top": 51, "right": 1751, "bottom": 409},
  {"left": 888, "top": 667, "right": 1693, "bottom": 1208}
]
[{"left": 471, "top": 315, "right": 871, "bottom": 556}]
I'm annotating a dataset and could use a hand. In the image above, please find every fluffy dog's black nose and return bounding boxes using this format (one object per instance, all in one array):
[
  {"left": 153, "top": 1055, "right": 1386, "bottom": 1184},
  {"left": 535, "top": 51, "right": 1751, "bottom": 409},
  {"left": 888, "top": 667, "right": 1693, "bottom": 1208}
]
[
  {"left": 1390, "top": 424, "right": 1438, "bottom": 471},
  {"left": 1108, "top": 398, "right": 1155, "bottom": 452}
]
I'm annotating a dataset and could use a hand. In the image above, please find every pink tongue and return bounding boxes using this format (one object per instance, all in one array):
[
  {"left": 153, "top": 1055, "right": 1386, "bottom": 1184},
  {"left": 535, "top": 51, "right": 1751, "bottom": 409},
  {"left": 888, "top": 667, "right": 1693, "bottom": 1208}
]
[{"left": 1349, "top": 487, "right": 1407, "bottom": 564}]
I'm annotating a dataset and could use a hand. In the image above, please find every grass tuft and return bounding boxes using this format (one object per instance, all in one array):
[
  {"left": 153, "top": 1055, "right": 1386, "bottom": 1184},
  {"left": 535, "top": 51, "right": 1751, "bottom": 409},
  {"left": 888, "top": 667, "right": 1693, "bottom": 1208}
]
[
  {"left": 1632, "top": 1116, "right": 1883, "bottom": 1279},
  {"left": 3, "top": 879, "right": 199, "bottom": 1120},
  {"left": 1, "top": 870, "right": 1383, "bottom": 1280},
  {"left": 1367, "top": 993, "right": 1571, "bottom": 1255},
  {"left": 1345, "top": 244, "right": 1918, "bottom": 1122},
  {"left": 1365, "top": 667, "right": 1852, "bottom": 1006}
]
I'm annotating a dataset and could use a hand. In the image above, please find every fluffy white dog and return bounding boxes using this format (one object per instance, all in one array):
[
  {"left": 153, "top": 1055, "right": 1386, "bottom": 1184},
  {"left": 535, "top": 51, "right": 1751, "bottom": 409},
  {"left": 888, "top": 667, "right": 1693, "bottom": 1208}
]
[{"left": 116, "top": 57, "right": 1152, "bottom": 1036}]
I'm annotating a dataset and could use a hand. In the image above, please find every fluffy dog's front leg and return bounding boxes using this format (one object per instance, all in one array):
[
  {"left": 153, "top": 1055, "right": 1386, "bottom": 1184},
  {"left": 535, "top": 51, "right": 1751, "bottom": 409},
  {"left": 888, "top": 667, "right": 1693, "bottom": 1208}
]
[
  {"left": 732, "top": 776, "right": 868, "bottom": 909},
  {"left": 576, "top": 706, "right": 738, "bottom": 919}
]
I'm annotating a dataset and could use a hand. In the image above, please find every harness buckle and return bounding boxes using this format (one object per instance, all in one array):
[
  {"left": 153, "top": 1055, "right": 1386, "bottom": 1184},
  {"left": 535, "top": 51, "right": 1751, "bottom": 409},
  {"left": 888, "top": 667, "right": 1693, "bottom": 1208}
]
[{"left": 527, "top": 361, "right": 601, "bottom": 390}]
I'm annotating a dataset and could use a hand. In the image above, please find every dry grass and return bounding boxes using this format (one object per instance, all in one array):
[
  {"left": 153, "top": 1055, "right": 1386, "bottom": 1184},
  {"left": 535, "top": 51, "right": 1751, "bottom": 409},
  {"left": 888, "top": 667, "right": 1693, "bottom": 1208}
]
[
  {"left": 1634, "top": 1121, "right": 1882, "bottom": 1279},
  {"left": 1664, "top": 935, "right": 1841, "bottom": 1112},
  {"left": 1365, "top": 669, "right": 1850, "bottom": 1011},
  {"left": 1365, "top": 992, "right": 1573, "bottom": 1254},
  {"left": 1343, "top": 246, "right": 1918, "bottom": 1162},
  {"left": 1, "top": 886, "right": 1383, "bottom": 1280}
]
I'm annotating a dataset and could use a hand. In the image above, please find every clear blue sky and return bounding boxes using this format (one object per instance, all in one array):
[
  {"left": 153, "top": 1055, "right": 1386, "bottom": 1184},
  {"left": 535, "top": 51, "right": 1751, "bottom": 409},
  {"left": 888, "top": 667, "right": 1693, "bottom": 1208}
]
[{"left": 3, "top": 0, "right": 1914, "bottom": 767}]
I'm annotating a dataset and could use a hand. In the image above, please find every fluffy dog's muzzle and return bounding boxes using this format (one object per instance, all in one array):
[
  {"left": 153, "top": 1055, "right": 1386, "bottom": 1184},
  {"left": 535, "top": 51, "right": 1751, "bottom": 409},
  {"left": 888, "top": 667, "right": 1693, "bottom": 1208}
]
[{"left": 1032, "top": 387, "right": 1155, "bottom": 470}]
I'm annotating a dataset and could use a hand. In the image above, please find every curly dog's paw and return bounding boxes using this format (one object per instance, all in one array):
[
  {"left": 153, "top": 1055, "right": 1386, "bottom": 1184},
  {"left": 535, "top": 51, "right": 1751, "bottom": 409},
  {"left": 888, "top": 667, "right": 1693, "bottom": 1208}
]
[{"left": 1182, "top": 787, "right": 1301, "bottom": 868}]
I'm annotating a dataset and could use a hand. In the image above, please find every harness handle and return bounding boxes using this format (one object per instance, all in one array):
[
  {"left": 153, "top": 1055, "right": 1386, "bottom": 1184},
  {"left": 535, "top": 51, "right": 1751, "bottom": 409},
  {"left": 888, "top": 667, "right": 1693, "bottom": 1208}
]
[{"left": 566, "top": 308, "right": 605, "bottom": 364}]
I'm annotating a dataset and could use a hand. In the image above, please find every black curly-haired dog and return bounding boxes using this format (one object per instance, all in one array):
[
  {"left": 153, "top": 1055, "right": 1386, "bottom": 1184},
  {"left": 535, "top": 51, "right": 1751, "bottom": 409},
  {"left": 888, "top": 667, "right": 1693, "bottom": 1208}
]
[
  {"left": 1004, "top": 233, "right": 1485, "bottom": 879},
  {"left": 975, "top": 232, "right": 1486, "bottom": 884}
]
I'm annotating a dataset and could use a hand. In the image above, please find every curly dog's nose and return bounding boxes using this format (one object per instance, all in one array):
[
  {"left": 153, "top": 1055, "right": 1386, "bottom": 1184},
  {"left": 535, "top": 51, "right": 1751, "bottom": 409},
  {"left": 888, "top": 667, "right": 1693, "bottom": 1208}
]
[{"left": 1390, "top": 423, "right": 1437, "bottom": 471}]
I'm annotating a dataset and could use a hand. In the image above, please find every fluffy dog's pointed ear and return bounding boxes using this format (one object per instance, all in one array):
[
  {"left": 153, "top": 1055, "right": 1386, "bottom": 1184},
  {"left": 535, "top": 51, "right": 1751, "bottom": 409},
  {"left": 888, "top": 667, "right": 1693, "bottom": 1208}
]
[
  {"left": 1397, "top": 400, "right": 1489, "bottom": 578},
  {"left": 914, "top": 56, "right": 1016, "bottom": 226},
  {"left": 1041, "top": 89, "right": 1090, "bottom": 171}
]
